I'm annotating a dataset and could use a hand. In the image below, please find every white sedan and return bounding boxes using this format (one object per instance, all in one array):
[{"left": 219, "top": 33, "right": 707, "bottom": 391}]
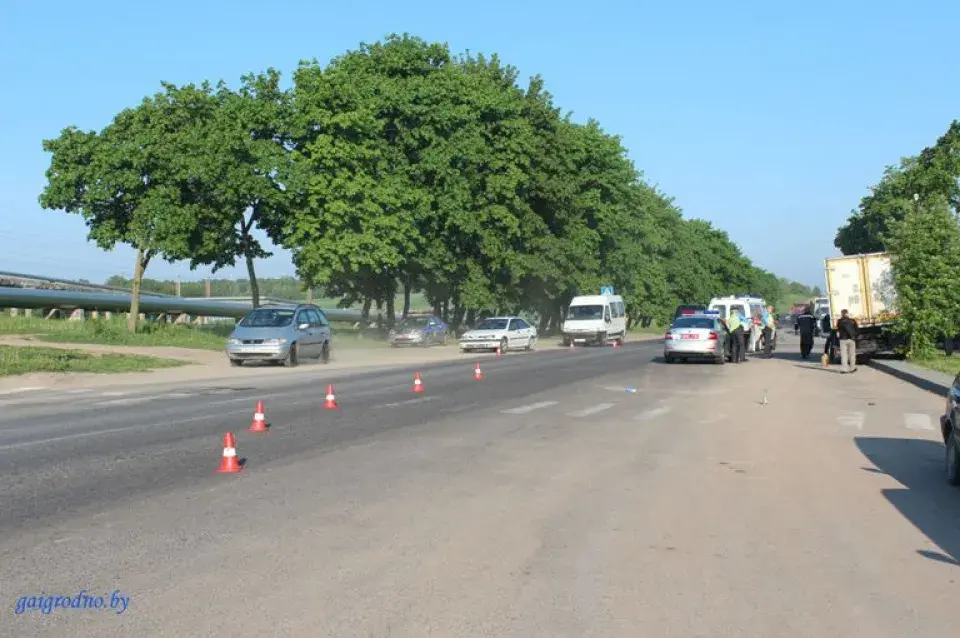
[{"left": 459, "top": 316, "right": 538, "bottom": 353}]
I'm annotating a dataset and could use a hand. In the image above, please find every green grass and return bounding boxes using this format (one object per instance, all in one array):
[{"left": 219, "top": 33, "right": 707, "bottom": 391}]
[
  {"left": 910, "top": 354, "right": 960, "bottom": 378},
  {"left": 0, "top": 345, "right": 186, "bottom": 377},
  {"left": 0, "top": 315, "right": 232, "bottom": 351}
]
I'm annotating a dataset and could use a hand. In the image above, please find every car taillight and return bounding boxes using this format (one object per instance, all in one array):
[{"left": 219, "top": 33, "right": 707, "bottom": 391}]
[
  {"left": 664, "top": 331, "right": 673, "bottom": 340},
  {"left": 708, "top": 331, "right": 719, "bottom": 340}
]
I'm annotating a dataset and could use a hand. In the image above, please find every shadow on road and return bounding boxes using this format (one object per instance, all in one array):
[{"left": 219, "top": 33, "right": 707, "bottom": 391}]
[{"left": 855, "top": 436, "right": 960, "bottom": 566}]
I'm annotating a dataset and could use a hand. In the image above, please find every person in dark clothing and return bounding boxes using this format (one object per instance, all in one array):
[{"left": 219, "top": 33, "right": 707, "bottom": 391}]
[
  {"left": 796, "top": 306, "right": 817, "bottom": 359},
  {"left": 836, "top": 309, "right": 859, "bottom": 373}
]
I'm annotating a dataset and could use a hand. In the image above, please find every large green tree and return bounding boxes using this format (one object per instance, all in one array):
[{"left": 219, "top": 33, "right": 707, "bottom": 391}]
[{"left": 39, "top": 86, "right": 208, "bottom": 331}]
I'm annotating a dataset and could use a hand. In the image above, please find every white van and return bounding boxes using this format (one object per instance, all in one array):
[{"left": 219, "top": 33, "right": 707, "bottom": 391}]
[
  {"left": 708, "top": 295, "right": 767, "bottom": 352},
  {"left": 561, "top": 294, "right": 627, "bottom": 347}
]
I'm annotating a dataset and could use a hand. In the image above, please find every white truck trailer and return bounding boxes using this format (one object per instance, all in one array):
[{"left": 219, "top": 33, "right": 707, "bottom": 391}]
[{"left": 824, "top": 252, "right": 900, "bottom": 360}]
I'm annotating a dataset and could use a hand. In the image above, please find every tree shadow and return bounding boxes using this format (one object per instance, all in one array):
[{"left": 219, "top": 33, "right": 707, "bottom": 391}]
[{"left": 855, "top": 437, "right": 960, "bottom": 566}]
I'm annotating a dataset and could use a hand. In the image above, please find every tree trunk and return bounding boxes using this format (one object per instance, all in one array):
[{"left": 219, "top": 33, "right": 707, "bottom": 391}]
[
  {"left": 385, "top": 292, "right": 396, "bottom": 329},
  {"left": 361, "top": 298, "right": 372, "bottom": 322},
  {"left": 442, "top": 299, "right": 449, "bottom": 322},
  {"left": 245, "top": 250, "right": 261, "bottom": 309},
  {"left": 127, "top": 244, "right": 150, "bottom": 334},
  {"left": 402, "top": 280, "right": 412, "bottom": 318}
]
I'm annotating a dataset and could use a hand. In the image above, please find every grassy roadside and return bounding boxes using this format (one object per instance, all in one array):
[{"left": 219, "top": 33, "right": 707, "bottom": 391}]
[
  {"left": 0, "top": 345, "right": 186, "bottom": 377},
  {"left": 909, "top": 354, "right": 960, "bottom": 378},
  {"left": 0, "top": 316, "right": 230, "bottom": 350}
]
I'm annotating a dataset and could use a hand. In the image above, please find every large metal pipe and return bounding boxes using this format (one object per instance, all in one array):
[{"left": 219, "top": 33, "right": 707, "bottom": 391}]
[
  {"left": 0, "top": 270, "right": 177, "bottom": 296},
  {"left": 0, "top": 287, "right": 372, "bottom": 322}
]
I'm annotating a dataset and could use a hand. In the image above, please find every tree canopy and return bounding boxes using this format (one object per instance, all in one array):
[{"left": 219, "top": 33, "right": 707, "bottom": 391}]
[
  {"left": 835, "top": 120, "right": 960, "bottom": 255},
  {"left": 41, "top": 33, "right": 787, "bottom": 332}
]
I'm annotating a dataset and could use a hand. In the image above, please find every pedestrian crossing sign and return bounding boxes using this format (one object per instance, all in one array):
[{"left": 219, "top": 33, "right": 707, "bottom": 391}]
[{"left": 600, "top": 286, "right": 614, "bottom": 295}]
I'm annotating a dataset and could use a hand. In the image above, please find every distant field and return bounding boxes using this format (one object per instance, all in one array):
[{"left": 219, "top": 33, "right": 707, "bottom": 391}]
[{"left": 0, "top": 345, "right": 185, "bottom": 377}]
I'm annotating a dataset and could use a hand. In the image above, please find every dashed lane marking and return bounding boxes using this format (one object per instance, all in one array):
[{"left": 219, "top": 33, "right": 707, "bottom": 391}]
[
  {"left": 635, "top": 406, "right": 673, "bottom": 422},
  {"left": 904, "top": 413, "right": 935, "bottom": 431},
  {"left": 837, "top": 412, "right": 865, "bottom": 430},
  {"left": 375, "top": 396, "right": 437, "bottom": 409},
  {"left": 501, "top": 401, "right": 558, "bottom": 415},
  {"left": 566, "top": 403, "right": 615, "bottom": 418}
]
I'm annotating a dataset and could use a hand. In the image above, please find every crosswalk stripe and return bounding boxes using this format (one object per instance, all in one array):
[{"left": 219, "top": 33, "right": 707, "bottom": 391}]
[
  {"left": 501, "top": 401, "right": 558, "bottom": 415},
  {"left": 567, "top": 403, "right": 614, "bottom": 417},
  {"left": 904, "top": 413, "right": 935, "bottom": 431}
]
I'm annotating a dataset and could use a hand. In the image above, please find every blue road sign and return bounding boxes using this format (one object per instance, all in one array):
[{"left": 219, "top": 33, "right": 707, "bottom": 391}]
[{"left": 600, "top": 286, "right": 614, "bottom": 295}]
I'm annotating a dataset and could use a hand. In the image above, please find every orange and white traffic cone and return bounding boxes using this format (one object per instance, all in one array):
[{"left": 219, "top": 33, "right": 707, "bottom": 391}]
[
  {"left": 324, "top": 384, "right": 338, "bottom": 410},
  {"left": 495, "top": 346, "right": 503, "bottom": 358},
  {"left": 474, "top": 362, "right": 484, "bottom": 380},
  {"left": 569, "top": 342, "right": 575, "bottom": 351},
  {"left": 249, "top": 400, "right": 268, "bottom": 432},
  {"left": 216, "top": 432, "right": 242, "bottom": 473},
  {"left": 413, "top": 372, "right": 424, "bottom": 393}
]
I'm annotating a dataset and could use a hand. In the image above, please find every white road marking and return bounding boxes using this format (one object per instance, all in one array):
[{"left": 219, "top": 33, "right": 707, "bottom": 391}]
[
  {"left": 501, "top": 401, "right": 558, "bottom": 415},
  {"left": 904, "top": 413, "right": 935, "bottom": 431},
  {"left": 837, "top": 412, "right": 865, "bottom": 430},
  {"left": 375, "top": 396, "right": 437, "bottom": 409},
  {"left": 99, "top": 391, "right": 129, "bottom": 397},
  {"left": 635, "top": 406, "right": 673, "bottom": 421},
  {"left": 567, "top": 403, "right": 615, "bottom": 417},
  {"left": 0, "top": 386, "right": 47, "bottom": 395},
  {"left": 95, "top": 396, "right": 158, "bottom": 407},
  {"left": 66, "top": 389, "right": 93, "bottom": 395}
]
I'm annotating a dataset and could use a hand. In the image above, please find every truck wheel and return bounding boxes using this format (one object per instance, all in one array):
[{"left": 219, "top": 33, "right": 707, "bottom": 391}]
[{"left": 599, "top": 332, "right": 608, "bottom": 347}]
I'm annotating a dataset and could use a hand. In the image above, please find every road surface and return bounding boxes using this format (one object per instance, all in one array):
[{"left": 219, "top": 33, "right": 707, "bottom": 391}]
[{"left": 1, "top": 335, "right": 957, "bottom": 637}]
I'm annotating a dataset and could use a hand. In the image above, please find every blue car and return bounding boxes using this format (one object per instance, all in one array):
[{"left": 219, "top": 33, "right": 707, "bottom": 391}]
[{"left": 388, "top": 315, "right": 449, "bottom": 347}]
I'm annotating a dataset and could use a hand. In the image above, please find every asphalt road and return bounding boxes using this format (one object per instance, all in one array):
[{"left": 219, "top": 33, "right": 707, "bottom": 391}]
[{"left": 2, "top": 334, "right": 959, "bottom": 637}]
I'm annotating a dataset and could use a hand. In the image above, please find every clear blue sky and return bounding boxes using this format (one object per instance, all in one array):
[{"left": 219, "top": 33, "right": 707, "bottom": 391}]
[{"left": 1, "top": 0, "right": 957, "bottom": 289}]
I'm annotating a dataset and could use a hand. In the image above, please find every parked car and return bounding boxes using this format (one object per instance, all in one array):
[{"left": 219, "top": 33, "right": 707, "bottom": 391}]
[
  {"left": 940, "top": 374, "right": 960, "bottom": 484},
  {"left": 459, "top": 316, "right": 537, "bottom": 353},
  {"left": 388, "top": 315, "right": 449, "bottom": 347},
  {"left": 561, "top": 294, "right": 627, "bottom": 347},
  {"left": 225, "top": 303, "right": 331, "bottom": 367},
  {"left": 663, "top": 314, "right": 730, "bottom": 364},
  {"left": 672, "top": 304, "right": 707, "bottom": 322}
]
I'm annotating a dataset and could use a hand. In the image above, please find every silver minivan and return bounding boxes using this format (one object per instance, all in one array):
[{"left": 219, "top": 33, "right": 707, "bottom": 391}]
[{"left": 225, "top": 303, "right": 331, "bottom": 367}]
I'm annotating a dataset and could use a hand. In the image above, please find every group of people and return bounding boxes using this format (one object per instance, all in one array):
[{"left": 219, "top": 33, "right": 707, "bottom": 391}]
[
  {"left": 723, "top": 305, "right": 777, "bottom": 363},
  {"left": 793, "top": 305, "right": 859, "bottom": 373}
]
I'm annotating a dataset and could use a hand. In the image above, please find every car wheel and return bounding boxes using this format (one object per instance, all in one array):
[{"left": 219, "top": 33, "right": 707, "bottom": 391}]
[
  {"left": 599, "top": 332, "right": 608, "bottom": 347},
  {"left": 617, "top": 332, "right": 626, "bottom": 345},
  {"left": 320, "top": 341, "right": 331, "bottom": 364},
  {"left": 283, "top": 343, "right": 299, "bottom": 367},
  {"left": 664, "top": 354, "right": 674, "bottom": 363},
  {"left": 562, "top": 337, "right": 571, "bottom": 347},
  {"left": 229, "top": 358, "right": 243, "bottom": 367},
  {"left": 499, "top": 337, "right": 508, "bottom": 353},
  {"left": 946, "top": 430, "right": 960, "bottom": 486},
  {"left": 525, "top": 336, "right": 536, "bottom": 351}
]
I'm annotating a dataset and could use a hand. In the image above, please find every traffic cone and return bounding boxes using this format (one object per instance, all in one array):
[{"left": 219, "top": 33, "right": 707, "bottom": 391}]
[
  {"left": 249, "top": 400, "right": 268, "bottom": 432},
  {"left": 216, "top": 432, "right": 242, "bottom": 473},
  {"left": 413, "top": 372, "right": 424, "bottom": 393},
  {"left": 569, "top": 342, "right": 575, "bottom": 351},
  {"left": 612, "top": 341, "right": 618, "bottom": 349},
  {"left": 496, "top": 346, "right": 503, "bottom": 358},
  {"left": 324, "top": 384, "right": 338, "bottom": 410},
  {"left": 474, "top": 362, "right": 484, "bottom": 380}
]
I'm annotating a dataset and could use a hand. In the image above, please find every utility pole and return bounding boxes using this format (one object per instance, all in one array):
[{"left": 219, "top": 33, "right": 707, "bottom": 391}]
[
  {"left": 204, "top": 278, "right": 211, "bottom": 298},
  {"left": 175, "top": 276, "right": 181, "bottom": 297}
]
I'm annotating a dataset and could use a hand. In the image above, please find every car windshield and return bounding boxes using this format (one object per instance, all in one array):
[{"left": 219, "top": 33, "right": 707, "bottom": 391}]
[
  {"left": 474, "top": 318, "right": 509, "bottom": 331},
  {"left": 567, "top": 305, "right": 603, "bottom": 320},
  {"left": 673, "top": 317, "right": 716, "bottom": 330},
  {"left": 398, "top": 317, "right": 430, "bottom": 329},
  {"left": 239, "top": 309, "right": 295, "bottom": 328}
]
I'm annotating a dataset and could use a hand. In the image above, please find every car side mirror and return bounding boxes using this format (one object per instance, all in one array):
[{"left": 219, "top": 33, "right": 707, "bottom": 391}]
[{"left": 298, "top": 323, "right": 310, "bottom": 331}]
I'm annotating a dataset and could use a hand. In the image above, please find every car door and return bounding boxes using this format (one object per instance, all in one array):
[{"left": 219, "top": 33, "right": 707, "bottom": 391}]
[
  {"left": 292, "top": 309, "right": 316, "bottom": 357},
  {"left": 308, "top": 309, "right": 329, "bottom": 354},
  {"left": 512, "top": 318, "right": 534, "bottom": 346}
]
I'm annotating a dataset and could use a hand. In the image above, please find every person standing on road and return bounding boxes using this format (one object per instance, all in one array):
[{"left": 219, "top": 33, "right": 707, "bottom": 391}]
[
  {"left": 762, "top": 305, "right": 776, "bottom": 356},
  {"left": 796, "top": 305, "right": 817, "bottom": 360},
  {"left": 836, "top": 309, "right": 859, "bottom": 373},
  {"left": 727, "top": 310, "right": 744, "bottom": 364}
]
